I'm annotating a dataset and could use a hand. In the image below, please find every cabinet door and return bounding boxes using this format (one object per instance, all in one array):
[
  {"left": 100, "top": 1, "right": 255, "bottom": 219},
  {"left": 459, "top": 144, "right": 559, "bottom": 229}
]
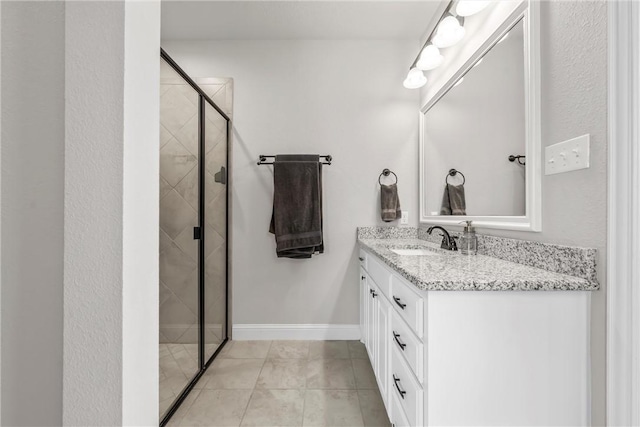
[
  {"left": 376, "top": 294, "right": 390, "bottom": 407},
  {"left": 366, "top": 282, "right": 377, "bottom": 363},
  {"left": 360, "top": 267, "right": 367, "bottom": 345}
]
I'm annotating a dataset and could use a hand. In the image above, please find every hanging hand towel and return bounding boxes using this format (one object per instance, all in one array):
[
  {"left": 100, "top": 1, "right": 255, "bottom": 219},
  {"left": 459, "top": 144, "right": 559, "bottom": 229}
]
[
  {"left": 440, "top": 183, "right": 466, "bottom": 215},
  {"left": 269, "top": 154, "right": 324, "bottom": 259},
  {"left": 381, "top": 183, "right": 401, "bottom": 222}
]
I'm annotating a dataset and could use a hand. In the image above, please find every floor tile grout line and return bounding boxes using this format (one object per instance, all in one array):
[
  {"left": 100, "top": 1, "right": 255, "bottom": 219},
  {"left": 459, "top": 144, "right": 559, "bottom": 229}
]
[
  {"left": 239, "top": 341, "right": 272, "bottom": 427},
  {"left": 162, "top": 341, "right": 382, "bottom": 426},
  {"left": 352, "top": 357, "right": 368, "bottom": 427}
]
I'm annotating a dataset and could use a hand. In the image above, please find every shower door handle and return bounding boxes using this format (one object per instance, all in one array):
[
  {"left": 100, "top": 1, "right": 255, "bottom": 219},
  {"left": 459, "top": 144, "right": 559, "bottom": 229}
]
[{"left": 214, "top": 166, "right": 227, "bottom": 185}]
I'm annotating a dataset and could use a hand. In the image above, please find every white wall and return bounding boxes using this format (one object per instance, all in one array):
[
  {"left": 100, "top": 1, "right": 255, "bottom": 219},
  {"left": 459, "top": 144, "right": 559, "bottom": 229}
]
[
  {"left": 420, "top": 1, "right": 608, "bottom": 424},
  {"left": 122, "top": 1, "right": 161, "bottom": 424},
  {"left": 2, "top": 1, "right": 160, "bottom": 424},
  {"left": 64, "top": 1, "right": 160, "bottom": 425},
  {"left": 1, "top": 2, "right": 65, "bottom": 424},
  {"left": 161, "top": 39, "right": 420, "bottom": 326}
]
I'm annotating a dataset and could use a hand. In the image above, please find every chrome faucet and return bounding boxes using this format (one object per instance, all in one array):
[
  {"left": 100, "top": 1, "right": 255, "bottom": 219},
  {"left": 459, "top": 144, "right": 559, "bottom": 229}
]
[{"left": 426, "top": 226, "right": 458, "bottom": 251}]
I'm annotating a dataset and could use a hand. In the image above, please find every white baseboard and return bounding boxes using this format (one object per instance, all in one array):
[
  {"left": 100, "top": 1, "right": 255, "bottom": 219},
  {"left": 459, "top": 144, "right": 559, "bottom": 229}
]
[{"left": 232, "top": 324, "right": 361, "bottom": 341}]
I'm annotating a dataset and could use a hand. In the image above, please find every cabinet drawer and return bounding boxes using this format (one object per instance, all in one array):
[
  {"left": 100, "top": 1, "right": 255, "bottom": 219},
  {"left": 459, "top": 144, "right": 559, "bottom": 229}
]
[
  {"left": 367, "top": 254, "right": 392, "bottom": 299},
  {"left": 391, "top": 346, "right": 423, "bottom": 427},
  {"left": 390, "top": 275, "right": 424, "bottom": 338},
  {"left": 391, "top": 311, "right": 424, "bottom": 383},
  {"left": 358, "top": 249, "right": 368, "bottom": 270},
  {"left": 390, "top": 387, "right": 412, "bottom": 427}
]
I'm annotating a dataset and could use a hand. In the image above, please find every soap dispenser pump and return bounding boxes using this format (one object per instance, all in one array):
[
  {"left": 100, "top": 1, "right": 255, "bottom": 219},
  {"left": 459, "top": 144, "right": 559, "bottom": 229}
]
[{"left": 459, "top": 220, "right": 478, "bottom": 255}]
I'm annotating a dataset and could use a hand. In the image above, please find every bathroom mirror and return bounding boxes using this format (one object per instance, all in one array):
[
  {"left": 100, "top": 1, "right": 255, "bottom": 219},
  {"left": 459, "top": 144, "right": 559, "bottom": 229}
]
[{"left": 419, "top": 5, "right": 541, "bottom": 231}]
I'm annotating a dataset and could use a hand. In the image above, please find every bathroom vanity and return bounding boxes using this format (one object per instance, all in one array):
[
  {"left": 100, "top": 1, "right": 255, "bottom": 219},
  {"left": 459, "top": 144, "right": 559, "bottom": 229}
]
[{"left": 357, "top": 235, "right": 597, "bottom": 427}]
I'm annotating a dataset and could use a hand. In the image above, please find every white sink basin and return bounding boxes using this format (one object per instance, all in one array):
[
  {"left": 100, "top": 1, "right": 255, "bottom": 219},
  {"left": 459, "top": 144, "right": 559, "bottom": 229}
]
[{"left": 390, "top": 248, "right": 438, "bottom": 256}]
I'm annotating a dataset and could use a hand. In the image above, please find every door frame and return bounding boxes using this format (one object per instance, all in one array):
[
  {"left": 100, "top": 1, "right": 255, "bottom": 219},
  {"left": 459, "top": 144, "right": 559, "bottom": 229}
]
[{"left": 607, "top": 1, "right": 640, "bottom": 425}]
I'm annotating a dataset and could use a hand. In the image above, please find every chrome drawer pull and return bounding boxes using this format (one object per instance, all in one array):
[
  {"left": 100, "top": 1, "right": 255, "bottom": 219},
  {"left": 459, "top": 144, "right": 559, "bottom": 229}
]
[
  {"left": 393, "top": 296, "right": 407, "bottom": 310},
  {"left": 361, "top": 275, "right": 366, "bottom": 280},
  {"left": 359, "top": 257, "right": 365, "bottom": 261},
  {"left": 393, "top": 331, "right": 406, "bottom": 350},
  {"left": 393, "top": 375, "right": 406, "bottom": 399}
]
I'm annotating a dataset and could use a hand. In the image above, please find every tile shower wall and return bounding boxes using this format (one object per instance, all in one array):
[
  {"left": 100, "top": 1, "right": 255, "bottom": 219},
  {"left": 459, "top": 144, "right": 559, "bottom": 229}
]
[{"left": 159, "top": 59, "right": 232, "bottom": 346}]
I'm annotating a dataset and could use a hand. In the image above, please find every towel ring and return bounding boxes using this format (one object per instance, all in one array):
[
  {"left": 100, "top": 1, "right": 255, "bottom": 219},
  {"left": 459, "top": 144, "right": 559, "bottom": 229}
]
[
  {"left": 445, "top": 168, "right": 465, "bottom": 185},
  {"left": 378, "top": 168, "right": 398, "bottom": 185}
]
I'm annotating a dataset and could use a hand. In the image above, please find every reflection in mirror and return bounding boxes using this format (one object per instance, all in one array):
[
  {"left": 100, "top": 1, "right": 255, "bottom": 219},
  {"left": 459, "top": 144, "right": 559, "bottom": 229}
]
[{"left": 424, "top": 19, "right": 525, "bottom": 217}]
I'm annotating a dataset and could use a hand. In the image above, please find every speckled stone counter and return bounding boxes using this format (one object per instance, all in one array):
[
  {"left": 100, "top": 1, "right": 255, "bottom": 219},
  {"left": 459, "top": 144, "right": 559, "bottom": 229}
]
[{"left": 358, "top": 237, "right": 599, "bottom": 291}]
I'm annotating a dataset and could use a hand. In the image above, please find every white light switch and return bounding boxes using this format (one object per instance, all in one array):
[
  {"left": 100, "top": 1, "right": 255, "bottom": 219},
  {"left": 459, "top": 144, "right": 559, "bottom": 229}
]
[
  {"left": 401, "top": 211, "right": 409, "bottom": 225},
  {"left": 545, "top": 134, "right": 590, "bottom": 175}
]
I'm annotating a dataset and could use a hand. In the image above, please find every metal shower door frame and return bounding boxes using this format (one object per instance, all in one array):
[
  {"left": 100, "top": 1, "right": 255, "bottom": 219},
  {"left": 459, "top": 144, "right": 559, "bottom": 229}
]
[{"left": 160, "top": 48, "right": 231, "bottom": 427}]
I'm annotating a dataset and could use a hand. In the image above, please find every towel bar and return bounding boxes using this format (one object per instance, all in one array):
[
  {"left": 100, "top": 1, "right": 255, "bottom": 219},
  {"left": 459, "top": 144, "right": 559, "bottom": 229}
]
[
  {"left": 257, "top": 155, "right": 332, "bottom": 165},
  {"left": 508, "top": 154, "right": 526, "bottom": 166}
]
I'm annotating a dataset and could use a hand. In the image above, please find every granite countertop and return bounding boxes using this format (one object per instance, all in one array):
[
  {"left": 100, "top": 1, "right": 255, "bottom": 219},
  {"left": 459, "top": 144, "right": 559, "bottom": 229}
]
[{"left": 358, "top": 238, "right": 599, "bottom": 291}]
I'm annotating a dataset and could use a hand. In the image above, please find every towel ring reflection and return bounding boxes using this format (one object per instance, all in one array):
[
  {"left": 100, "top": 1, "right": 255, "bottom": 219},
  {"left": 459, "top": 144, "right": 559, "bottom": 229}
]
[
  {"left": 378, "top": 168, "right": 398, "bottom": 185},
  {"left": 445, "top": 168, "right": 465, "bottom": 185}
]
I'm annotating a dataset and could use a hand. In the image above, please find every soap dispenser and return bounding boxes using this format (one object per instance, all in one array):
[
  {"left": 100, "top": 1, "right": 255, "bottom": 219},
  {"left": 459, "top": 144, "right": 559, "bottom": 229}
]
[{"left": 459, "top": 221, "right": 478, "bottom": 255}]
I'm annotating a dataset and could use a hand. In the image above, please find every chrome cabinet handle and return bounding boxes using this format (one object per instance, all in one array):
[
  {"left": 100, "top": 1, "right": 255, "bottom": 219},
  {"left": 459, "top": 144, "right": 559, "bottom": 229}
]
[
  {"left": 359, "top": 257, "right": 365, "bottom": 261},
  {"left": 393, "top": 375, "right": 406, "bottom": 399},
  {"left": 393, "top": 331, "right": 406, "bottom": 350},
  {"left": 361, "top": 275, "right": 366, "bottom": 280},
  {"left": 393, "top": 296, "right": 407, "bottom": 310},
  {"left": 370, "top": 290, "right": 377, "bottom": 298}
]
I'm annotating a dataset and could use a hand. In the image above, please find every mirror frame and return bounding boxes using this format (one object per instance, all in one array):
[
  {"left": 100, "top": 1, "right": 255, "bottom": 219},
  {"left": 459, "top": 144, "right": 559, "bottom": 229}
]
[{"left": 419, "top": 2, "right": 541, "bottom": 232}]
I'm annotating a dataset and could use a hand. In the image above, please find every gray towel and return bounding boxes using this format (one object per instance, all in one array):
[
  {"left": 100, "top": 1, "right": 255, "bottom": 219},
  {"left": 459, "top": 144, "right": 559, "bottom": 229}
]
[
  {"left": 440, "top": 184, "right": 466, "bottom": 215},
  {"left": 269, "top": 154, "right": 324, "bottom": 259},
  {"left": 381, "top": 184, "right": 401, "bottom": 222}
]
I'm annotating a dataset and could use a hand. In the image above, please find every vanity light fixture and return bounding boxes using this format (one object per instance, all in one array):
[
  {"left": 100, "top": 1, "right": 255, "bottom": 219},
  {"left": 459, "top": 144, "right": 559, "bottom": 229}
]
[
  {"left": 432, "top": 15, "right": 466, "bottom": 48},
  {"left": 416, "top": 44, "right": 444, "bottom": 71},
  {"left": 403, "top": 67, "right": 428, "bottom": 89},
  {"left": 455, "top": 1, "right": 490, "bottom": 17},
  {"left": 404, "top": 0, "right": 493, "bottom": 89}
]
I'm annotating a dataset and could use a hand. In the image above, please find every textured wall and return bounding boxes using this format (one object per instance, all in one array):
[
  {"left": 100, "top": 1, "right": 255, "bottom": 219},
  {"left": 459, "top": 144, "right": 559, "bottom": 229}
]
[
  {"left": 161, "top": 39, "right": 420, "bottom": 326},
  {"left": 121, "top": 1, "right": 161, "bottom": 424},
  {"left": 420, "top": 1, "right": 608, "bottom": 424},
  {"left": 1, "top": 2, "right": 65, "bottom": 424},
  {"left": 65, "top": 1, "right": 161, "bottom": 424}
]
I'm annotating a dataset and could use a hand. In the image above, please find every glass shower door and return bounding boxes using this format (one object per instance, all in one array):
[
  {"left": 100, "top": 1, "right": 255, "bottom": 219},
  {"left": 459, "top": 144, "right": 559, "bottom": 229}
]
[
  {"left": 158, "top": 50, "right": 231, "bottom": 426},
  {"left": 159, "top": 57, "right": 201, "bottom": 418},
  {"left": 203, "top": 101, "right": 228, "bottom": 361}
]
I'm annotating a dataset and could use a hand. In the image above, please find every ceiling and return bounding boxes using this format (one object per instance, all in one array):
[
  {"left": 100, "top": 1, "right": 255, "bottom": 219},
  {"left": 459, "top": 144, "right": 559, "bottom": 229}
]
[{"left": 161, "top": 1, "right": 444, "bottom": 41}]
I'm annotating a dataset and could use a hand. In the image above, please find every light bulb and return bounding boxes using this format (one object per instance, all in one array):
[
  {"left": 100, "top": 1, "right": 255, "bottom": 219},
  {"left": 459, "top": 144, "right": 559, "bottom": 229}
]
[
  {"left": 403, "top": 68, "right": 427, "bottom": 89},
  {"left": 416, "top": 44, "right": 444, "bottom": 71},
  {"left": 432, "top": 16, "right": 466, "bottom": 48},
  {"left": 456, "top": 1, "right": 490, "bottom": 17}
]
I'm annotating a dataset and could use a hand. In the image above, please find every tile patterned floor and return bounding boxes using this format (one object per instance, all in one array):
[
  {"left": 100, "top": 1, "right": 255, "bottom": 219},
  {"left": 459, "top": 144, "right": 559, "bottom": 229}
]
[{"left": 164, "top": 340, "right": 391, "bottom": 427}]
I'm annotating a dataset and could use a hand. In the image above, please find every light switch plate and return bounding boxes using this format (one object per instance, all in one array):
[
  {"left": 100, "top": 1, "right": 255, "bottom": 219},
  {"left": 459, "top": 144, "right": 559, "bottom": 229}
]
[
  {"left": 401, "top": 211, "right": 409, "bottom": 225},
  {"left": 545, "top": 134, "right": 590, "bottom": 175}
]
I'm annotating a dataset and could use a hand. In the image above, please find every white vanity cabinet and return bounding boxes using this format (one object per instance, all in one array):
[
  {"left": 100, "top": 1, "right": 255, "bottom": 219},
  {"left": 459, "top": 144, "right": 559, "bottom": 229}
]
[
  {"left": 360, "top": 249, "right": 391, "bottom": 406},
  {"left": 359, "top": 248, "right": 591, "bottom": 427}
]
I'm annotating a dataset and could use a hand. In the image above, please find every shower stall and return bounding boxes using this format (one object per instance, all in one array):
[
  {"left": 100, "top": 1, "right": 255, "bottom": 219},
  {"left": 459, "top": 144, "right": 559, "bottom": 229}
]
[{"left": 158, "top": 49, "right": 231, "bottom": 425}]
